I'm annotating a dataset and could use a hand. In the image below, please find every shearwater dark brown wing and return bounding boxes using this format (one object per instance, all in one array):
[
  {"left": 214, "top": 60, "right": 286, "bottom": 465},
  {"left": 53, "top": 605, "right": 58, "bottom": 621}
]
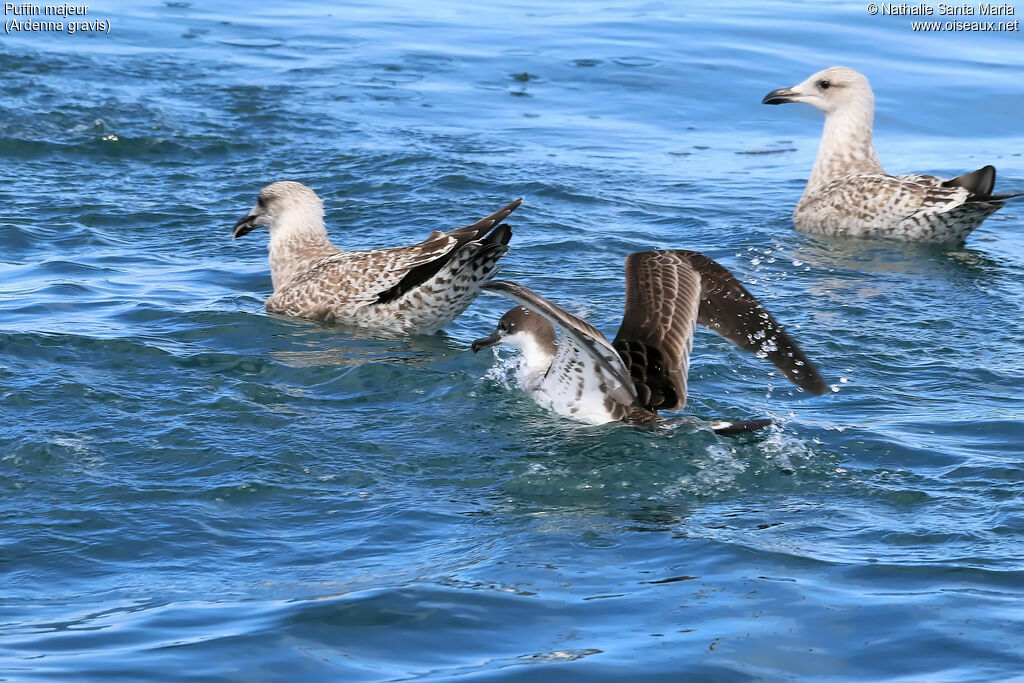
[
  {"left": 612, "top": 251, "right": 702, "bottom": 411},
  {"left": 612, "top": 250, "right": 829, "bottom": 412},
  {"left": 680, "top": 250, "right": 828, "bottom": 395},
  {"left": 375, "top": 198, "right": 522, "bottom": 304}
]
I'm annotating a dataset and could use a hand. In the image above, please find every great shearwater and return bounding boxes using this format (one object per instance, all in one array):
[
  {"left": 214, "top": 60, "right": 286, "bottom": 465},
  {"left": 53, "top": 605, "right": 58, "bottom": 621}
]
[
  {"left": 233, "top": 181, "right": 521, "bottom": 334},
  {"left": 763, "top": 66, "right": 1020, "bottom": 244},
  {"left": 472, "top": 249, "right": 829, "bottom": 433}
]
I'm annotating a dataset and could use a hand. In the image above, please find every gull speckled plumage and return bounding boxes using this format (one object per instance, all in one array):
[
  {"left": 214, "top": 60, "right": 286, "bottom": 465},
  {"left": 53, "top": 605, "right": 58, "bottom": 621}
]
[
  {"left": 472, "top": 250, "right": 829, "bottom": 433},
  {"left": 233, "top": 181, "right": 521, "bottom": 334},
  {"left": 763, "top": 66, "right": 1020, "bottom": 244}
]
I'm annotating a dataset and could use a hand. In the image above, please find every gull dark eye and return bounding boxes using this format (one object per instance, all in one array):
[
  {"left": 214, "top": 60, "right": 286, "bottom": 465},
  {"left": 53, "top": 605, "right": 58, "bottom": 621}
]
[
  {"left": 257, "top": 196, "right": 267, "bottom": 208},
  {"left": 818, "top": 79, "right": 831, "bottom": 90}
]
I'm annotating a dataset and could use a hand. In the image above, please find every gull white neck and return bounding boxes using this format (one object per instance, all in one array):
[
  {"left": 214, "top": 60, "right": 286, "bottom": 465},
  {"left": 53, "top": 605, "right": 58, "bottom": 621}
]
[
  {"left": 267, "top": 216, "right": 335, "bottom": 289},
  {"left": 807, "top": 103, "right": 884, "bottom": 192}
]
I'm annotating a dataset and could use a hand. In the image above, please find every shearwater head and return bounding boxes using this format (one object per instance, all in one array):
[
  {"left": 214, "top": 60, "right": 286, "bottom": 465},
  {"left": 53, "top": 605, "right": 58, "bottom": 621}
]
[
  {"left": 232, "top": 181, "right": 327, "bottom": 241},
  {"left": 472, "top": 306, "right": 557, "bottom": 375},
  {"left": 762, "top": 66, "right": 883, "bottom": 189}
]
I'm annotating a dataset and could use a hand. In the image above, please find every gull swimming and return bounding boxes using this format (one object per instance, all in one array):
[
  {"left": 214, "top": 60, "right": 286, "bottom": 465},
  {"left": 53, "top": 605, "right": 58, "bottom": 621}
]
[
  {"left": 233, "top": 181, "right": 521, "bottom": 334},
  {"left": 471, "top": 249, "right": 829, "bottom": 433},
  {"left": 763, "top": 66, "right": 1020, "bottom": 244}
]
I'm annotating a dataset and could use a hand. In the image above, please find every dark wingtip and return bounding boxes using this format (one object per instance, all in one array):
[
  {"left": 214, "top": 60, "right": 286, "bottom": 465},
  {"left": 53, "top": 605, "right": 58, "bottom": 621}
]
[
  {"left": 495, "top": 198, "right": 523, "bottom": 225},
  {"left": 790, "top": 360, "right": 830, "bottom": 397},
  {"left": 942, "top": 165, "right": 997, "bottom": 198},
  {"left": 805, "top": 375, "right": 832, "bottom": 396},
  {"left": 492, "top": 198, "right": 524, "bottom": 224},
  {"left": 483, "top": 223, "right": 513, "bottom": 247},
  {"left": 950, "top": 165, "right": 1024, "bottom": 202}
]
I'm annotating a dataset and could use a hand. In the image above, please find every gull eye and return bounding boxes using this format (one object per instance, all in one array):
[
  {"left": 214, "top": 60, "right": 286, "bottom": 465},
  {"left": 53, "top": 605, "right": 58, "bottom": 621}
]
[
  {"left": 257, "top": 196, "right": 267, "bottom": 208},
  {"left": 498, "top": 322, "right": 509, "bottom": 333},
  {"left": 817, "top": 79, "right": 831, "bottom": 90}
]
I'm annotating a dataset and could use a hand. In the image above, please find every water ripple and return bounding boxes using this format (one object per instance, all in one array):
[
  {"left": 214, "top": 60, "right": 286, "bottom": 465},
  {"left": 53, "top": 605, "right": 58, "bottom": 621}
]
[{"left": 1, "top": 0, "right": 1022, "bottom": 679}]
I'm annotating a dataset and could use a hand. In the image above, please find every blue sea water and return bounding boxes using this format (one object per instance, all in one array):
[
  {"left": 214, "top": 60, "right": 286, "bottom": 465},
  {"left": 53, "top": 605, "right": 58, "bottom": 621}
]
[{"left": 2, "top": 0, "right": 1023, "bottom": 679}]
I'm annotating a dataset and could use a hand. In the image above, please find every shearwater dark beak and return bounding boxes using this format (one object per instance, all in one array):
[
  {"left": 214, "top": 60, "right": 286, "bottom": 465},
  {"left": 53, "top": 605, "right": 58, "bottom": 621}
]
[
  {"left": 471, "top": 329, "right": 502, "bottom": 354},
  {"left": 762, "top": 87, "right": 798, "bottom": 105},
  {"left": 232, "top": 211, "right": 258, "bottom": 239}
]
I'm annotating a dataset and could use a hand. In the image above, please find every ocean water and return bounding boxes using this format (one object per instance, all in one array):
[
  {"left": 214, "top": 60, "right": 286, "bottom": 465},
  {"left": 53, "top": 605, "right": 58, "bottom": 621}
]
[{"left": 2, "top": 0, "right": 1023, "bottom": 679}]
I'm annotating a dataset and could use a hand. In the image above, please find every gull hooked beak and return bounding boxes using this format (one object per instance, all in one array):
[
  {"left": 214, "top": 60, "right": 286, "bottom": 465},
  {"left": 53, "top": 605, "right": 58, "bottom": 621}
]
[
  {"left": 471, "top": 329, "right": 502, "bottom": 354},
  {"left": 762, "top": 86, "right": 799, "bottom": 105},
  {"left": 232, "top": 211, "right": 258, "bottom": 239}
]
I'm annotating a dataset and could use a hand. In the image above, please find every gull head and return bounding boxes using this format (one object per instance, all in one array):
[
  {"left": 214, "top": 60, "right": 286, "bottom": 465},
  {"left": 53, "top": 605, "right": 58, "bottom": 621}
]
[
  {"left": 471, "top": 306, "right": 556, "bottom": 356},
  {"left": 232, "top": 180, "right": 325, "bottom": 239},
  {"left": 762, "top": 66, "right": 873, "bottom": 115}
]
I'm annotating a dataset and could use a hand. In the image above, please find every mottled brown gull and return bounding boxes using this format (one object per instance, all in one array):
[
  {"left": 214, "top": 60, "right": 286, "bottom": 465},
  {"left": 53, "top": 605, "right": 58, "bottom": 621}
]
[
  {"left": 763, "top": 66, "right": 1020, "bottom": 244},
  {"left": 471, "top": 250, "right": 829, "bottom": 433},
  {"left": 233, "top": 181, "right": 521, "bottom": 334}
]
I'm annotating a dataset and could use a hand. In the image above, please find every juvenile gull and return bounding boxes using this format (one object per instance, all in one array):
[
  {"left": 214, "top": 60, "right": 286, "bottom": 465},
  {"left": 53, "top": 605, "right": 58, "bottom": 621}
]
[
  {"left": 763, "top": 66, "right": 1020, "bottom": 244},
  {"left": 472, "top": 250, "right": 829, "bottom": 433},
  {"left": 233, "top": 181, "right": 521, "bottom": 334}
]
